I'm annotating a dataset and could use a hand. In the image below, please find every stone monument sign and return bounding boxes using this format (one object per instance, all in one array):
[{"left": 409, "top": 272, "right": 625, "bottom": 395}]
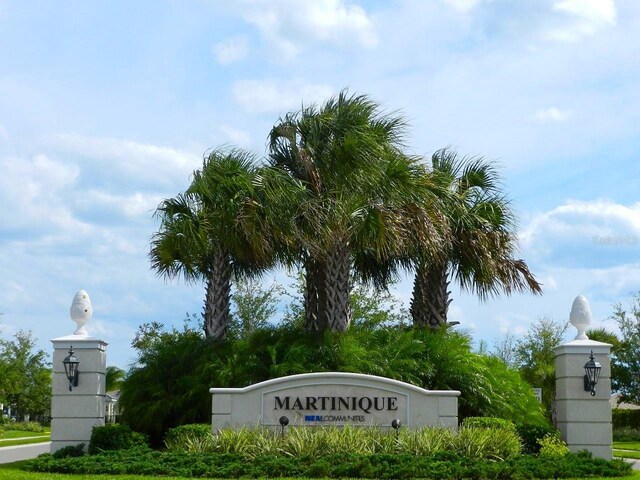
[{"left": 210, "top": 372, "right": 459, "bottom": 431}]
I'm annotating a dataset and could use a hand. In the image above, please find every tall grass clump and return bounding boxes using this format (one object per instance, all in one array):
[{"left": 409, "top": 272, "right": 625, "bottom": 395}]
[
  {"left": 163, "top": 425, "right": 521, "bottom": 460},
  {"left": 164, "top": 424, "right": 213, "bottom": 453}
]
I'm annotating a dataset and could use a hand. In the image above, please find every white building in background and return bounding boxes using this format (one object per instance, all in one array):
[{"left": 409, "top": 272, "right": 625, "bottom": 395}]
[
  {"left": 610, "top": 393, "right": 640, "bottom": 410},
  {"left": 105, "top": 391, "right": 120, "bottom": 423},
  {"left": 1, "top": 403, "right": 13, "bottom": 420}
]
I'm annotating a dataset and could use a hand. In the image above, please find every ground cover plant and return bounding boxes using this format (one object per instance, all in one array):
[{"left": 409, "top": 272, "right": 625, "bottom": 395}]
[
  {"left": 23, "top": 448, "right": 633, "bottom": 479},
  {"left": 21, "top": 423, "right": 633, "bottom": 479}
]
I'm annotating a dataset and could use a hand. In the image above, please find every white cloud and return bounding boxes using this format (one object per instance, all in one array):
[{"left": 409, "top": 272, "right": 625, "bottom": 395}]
[
  {"left": 533, "top": 107, "right": 572, "bottom": 122},
  {"left": 232, "top": 79, "right": 334, "bottom": 114},
  {"left": 547, "top": 0, "right": 617, "bottom": 42},
  {"left": 237, "top": 0, "right": 377, "bottom": 60},
  {"left": 83, "top": 190, "right": 162, "bottom": 220},
  {"left": 553, "top": 0, "right": 617, "bottom": 25},
  {"left": 49, "top": 133, "right": 201, "bottom": 190},
  {"left": 219, "top": 125, "right": 252, "bottom": 146},
  {"left": 0, "top": 154, "right": 86, "bottom": 233},
  {"left": 521, "top": 199, "right": 640, "bottom": 244},
  {"left": 542, "top": 275, "right": 559, "bottom": 291},
  {"left": 519, "top": 199, "right": 640, "bottom": 268},
  {"left": 213, "top": 36, "right": 249, "bottom": 65},
  {"left": 443, "top": 0, "right": 482, "bottom": 13}
]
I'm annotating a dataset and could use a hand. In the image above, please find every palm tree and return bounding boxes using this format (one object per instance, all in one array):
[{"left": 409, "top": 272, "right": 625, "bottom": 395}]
[
  {"left": 269, "top": 91, "right": 443, "bottom": 332},
  {"left": 410, "top": 149, "right": 542, "bottom": 329},
  {"left": 150, "top": 148, "right": 294, "bottom": 341},
  {"left": 105, "top": 366, "right": 125, "bottom": 392}
]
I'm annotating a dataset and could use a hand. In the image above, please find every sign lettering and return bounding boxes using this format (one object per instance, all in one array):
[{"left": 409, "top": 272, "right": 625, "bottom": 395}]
[{"left": 274, "top": 395, "right": 399, "bottom": 414}]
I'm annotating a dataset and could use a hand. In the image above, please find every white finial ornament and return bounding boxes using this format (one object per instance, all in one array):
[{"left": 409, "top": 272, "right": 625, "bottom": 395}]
[
  {"left": 70, "top": 290, "right": 92, "bottom": 336},
  {"left": 570, "top": 294, "right": 591, "bottom": 340}
]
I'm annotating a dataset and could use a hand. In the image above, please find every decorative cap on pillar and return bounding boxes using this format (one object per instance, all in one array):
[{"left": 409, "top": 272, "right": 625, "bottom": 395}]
[
  {"left": 569, "top": 294, "right": 591, "bottom": 340},
  {"left": 70, "top": 290, "right": 93, "bottom": 336}
]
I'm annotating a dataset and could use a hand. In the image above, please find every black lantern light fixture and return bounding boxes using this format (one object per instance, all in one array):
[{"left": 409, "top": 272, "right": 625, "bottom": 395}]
[
  {"left": 279, "top": 415, "right": 289, "bottom": 438},
  {"left": 391, "top": 418, "right": 401, "bottom": 438},
  {"left": 63, "top": 346, "right": 80, "bottom": 391},
  {"left": 583, "top": 350, "right": 601, "bottom": 396}
]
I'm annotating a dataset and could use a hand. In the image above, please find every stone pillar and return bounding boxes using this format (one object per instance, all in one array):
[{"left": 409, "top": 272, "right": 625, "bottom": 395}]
[
  {"left": 555, "top": 295, "right": 612, "bottom": 460},
  {"left": 50, "top": 290, "right": 107, "bottom": 453}
]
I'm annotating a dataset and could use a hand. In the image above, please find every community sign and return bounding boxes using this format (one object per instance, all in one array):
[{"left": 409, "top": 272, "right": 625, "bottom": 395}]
[{"left": 210, "top": 372, "right": 460, "bottom": 430}]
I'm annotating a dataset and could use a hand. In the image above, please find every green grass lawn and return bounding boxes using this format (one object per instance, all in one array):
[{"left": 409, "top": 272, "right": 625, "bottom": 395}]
[
  {"left": 614, "top": 441, "right": 640, "bottom": 460},
  {"left": 1, "top": 461, "right": 639, "bottom": 480},
  {"left": 615, "top": 450, "right": 640, "bottom": 460},
  {"left": 0, "top": 430, "right": 50, "bottom": 441},
  {"left": 616, "top": 442, "right": 640, "bottom": 451},
  {"left": 0, "top": 429, "right": 50, "bottom": 448},
  {"left": 0, "top": 437, "right": 50, "bottom": 448}
]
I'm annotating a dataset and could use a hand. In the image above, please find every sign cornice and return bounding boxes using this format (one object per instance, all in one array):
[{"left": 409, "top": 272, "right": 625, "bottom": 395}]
[{"left": 209, "top": 371, "right": 460, "bottom": 397}]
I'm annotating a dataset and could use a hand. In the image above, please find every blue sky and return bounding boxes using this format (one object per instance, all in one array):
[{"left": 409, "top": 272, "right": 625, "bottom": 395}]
[{"left": 1, "top": 0, "right": 639, "bottom": 369}]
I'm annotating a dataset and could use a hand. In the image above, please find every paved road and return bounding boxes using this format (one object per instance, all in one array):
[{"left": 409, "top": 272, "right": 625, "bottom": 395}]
[
  {"left": 0, "top": 442, "right": 50, "bottom": 464},
  {"left": 627, "top": 458, "right": 640, "bottom": 470}
]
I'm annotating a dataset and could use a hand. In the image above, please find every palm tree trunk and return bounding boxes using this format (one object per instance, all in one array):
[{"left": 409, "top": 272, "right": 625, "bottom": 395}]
[
  {"left": 410, "top": 261, "right": 452, "bottom": 329},
  {"left": 203, "top": 247, "right": 232, "bottom": 341},
  {"left": 304, "top": 256, "right": 328, "bottom": 332},
  {"left": 325, "top": 240, "right": 351, "bottom": 332}
]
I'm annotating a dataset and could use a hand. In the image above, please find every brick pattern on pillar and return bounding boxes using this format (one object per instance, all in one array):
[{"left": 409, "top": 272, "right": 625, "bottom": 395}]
[
  {"left": 50, "top": 337, "right": 107, "bottom": 453},
  {"left": 555, "top": 341, "right": 612, "bottom": 460}
]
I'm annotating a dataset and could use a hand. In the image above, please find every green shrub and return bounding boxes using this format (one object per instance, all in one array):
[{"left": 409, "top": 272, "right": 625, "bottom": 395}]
[
  {"left": 612, "top": 408, "right": 640, "bottom": 429},
  {"left": 24, "top": 449, "right": 633, "bottom": 478},
  {"left": 121, "top": 321, "right": 546, "bottom": 443},
  {"left": 52, "top": 443, "right": 85, "bottom": 458},
  {"left": 462, "top": 416, "right": 516, "bottom": 431},
  {"left": 517, "top": 422, "right": 557, "bottom": 454},
  {"left": 538, "top": 432, "right": 570, "bottom": 457},
  {"left": 8, "top": 421, "right": 44, "bottom": 432},
  {"left": 164, "top": 424, "right": 213, "bottom": 452},
  {"left": 0, "top": 426, "right": 4, "bottom": 436},
  {"left": 88, "top": 424, "right": 148, "bottom": 454}
]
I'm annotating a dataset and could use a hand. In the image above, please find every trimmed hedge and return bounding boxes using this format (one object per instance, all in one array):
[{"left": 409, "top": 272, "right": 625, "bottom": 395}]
[
  {"left": 52, "top": 443, "right": 86, "bottom": 459},
  {"left": 612, "top": 409, "right": 640, "bottom": 429},
  {"left": 88, "top": 424, "right": 148, "bottom": 454},
  {"left": 24, "top": 449, "right": 632, "bottom": 478},
  {"left": 613, "top": 427, "right": 640, "bottom": 442}
]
